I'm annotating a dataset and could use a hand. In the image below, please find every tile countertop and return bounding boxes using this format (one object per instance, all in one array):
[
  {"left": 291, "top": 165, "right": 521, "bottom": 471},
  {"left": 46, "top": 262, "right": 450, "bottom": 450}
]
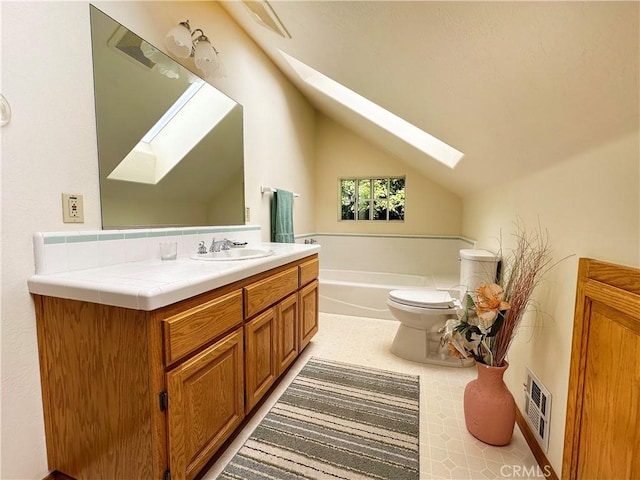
[{"left": 28, "top": 243, "right": 321, "bottom": 311}]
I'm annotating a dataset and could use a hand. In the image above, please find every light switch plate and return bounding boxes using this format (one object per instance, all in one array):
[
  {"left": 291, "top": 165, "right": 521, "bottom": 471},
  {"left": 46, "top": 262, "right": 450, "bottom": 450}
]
[{"left": 62, "top": 193, "right": 84, "bottom": 223}]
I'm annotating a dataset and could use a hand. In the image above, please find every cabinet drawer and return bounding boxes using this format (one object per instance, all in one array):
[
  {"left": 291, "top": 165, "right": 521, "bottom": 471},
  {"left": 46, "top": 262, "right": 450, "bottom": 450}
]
[
  {"left": 244, "top": 267, "right": 298, "bottom": 319},
  {"left": 299, "top": 257, "right": 319, "bottom": 287},
  {"left": 163, "top": 290, "right": 243, "bottom": 364}
]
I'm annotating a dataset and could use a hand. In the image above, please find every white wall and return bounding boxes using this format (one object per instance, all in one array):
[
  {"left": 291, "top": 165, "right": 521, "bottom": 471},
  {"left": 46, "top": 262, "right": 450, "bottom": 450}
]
[
  {"left": 0, "top": 2, "right": 315, "bottom": 477},
  {"left": 315, "top": 114, "right": 463, "bottom": 235},
  {"left": 462, "top": 131, "right": 640, "bottom": 473}
]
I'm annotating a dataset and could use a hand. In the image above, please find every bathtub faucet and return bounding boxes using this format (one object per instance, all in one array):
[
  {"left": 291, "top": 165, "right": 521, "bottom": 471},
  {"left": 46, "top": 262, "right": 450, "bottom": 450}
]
[
  {"left": 209, "top": 238, "right": 234, "bottom": 252},
  {"left": 304, "top": 238, "right": 318, "bottom": 244}
]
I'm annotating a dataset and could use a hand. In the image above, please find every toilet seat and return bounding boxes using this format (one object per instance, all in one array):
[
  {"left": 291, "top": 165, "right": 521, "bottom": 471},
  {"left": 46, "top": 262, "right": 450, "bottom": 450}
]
[{"left": 389, "top": 289, "right": 456, "bottom": 309}]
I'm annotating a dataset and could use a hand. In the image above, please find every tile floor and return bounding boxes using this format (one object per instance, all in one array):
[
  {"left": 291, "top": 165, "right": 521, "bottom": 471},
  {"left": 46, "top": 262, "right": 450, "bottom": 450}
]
[{"left": 202, "top": 313, "right": 542, "bottom": 480}]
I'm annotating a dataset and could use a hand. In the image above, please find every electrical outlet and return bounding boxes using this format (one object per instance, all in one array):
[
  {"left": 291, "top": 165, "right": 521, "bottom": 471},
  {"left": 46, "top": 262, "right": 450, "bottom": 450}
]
[
  {"left": 245, "top": 207, "right": 251, "bottom": 222},
  {"left": 62, "top": 193, "right": 84, "bottom": 223}
]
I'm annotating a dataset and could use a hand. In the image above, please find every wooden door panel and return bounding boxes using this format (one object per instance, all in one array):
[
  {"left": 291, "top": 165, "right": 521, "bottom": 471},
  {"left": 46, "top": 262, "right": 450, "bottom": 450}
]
[
  {"left": 577, "top": 301, "right": 639, "bottom": 479},
  {"left": 167, "top": 329, "right": 244, "bottom": 480},
  {"left": 563, "top": 259, "right": 640, "bottom": 480},
  {"left": 277, "top": 293, "right": 298, "bottom": 375},
  {"left": 299, "top": 280, "right": 319, "bottom": 350},
  {"left": 245, "top": 309, "right": 277, "bottom": 412}
]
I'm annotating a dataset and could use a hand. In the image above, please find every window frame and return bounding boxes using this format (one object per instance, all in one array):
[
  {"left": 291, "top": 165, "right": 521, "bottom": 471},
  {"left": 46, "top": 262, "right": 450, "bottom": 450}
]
[{"left": 338, "top": 176, "right": 405, "bottom": 222}]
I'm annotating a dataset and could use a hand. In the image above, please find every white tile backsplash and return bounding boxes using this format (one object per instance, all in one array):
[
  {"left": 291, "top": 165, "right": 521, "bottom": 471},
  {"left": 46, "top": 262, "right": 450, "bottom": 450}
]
[
  {"left": 67, "top": 240, "right": 101, "bottom": 272},
  {"left": 43, "top": 243, "right": 68, "bottom": 274},
  {"left": 33, "top": 225, "right": 262, "bottom": 275},
  {"left": 97, "top": 239, "right": 128, "bottom": 268},
  {"left": 124, "top": 237, "right": 151, "bottom": 263}
]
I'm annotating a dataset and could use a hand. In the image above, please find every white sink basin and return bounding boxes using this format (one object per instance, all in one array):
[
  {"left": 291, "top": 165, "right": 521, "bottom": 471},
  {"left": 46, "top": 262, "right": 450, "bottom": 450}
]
[{"left": 190, "top": 248, "right": 273, "bottom": 261}]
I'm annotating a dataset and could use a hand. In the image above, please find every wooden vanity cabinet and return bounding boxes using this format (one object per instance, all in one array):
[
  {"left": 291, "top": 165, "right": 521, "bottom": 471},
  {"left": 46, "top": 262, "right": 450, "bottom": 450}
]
[
  {"left": 34, "top": 254, "right": 319, "bottom": 480},
  {"left": 34, "top": 297, "right": 166, "bottom": 480},
  {"left": 299, "top": 257, "right": 319, "bottom": 351}
]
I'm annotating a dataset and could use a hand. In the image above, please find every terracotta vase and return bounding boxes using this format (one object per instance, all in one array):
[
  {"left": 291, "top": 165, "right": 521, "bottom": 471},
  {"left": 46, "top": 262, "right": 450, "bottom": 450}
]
[{"left": 463, "top": 361, "right": 516, "bottom": 446}]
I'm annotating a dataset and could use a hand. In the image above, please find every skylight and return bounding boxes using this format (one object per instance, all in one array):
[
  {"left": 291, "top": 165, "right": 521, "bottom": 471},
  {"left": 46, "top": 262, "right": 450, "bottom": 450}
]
[
  {"left": 279, "top": 50, "right": 464, "bottom": 169},
  {"left": 108, "top": 80, "right": 237, "bottom": 185},
  {"left": 141, "top": 80, "right": 204, "bottom": 143}
]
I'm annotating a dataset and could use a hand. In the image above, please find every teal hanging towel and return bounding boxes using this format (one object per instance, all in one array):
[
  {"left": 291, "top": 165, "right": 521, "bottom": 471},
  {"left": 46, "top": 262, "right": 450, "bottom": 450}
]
[{"left": 270, "top": 189, "right": 295, "bottom": 243}]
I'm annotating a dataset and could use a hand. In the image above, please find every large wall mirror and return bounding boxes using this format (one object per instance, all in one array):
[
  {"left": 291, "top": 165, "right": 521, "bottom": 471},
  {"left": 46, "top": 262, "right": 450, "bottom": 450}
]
[{"left": 90, "top": 6, "right": 245, "bottom": 229}]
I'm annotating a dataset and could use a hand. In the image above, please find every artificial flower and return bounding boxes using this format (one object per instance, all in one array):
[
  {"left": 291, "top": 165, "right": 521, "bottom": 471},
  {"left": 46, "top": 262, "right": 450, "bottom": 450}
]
[{"left": 475, "top": 283, "right": 510, "bottom": 323}]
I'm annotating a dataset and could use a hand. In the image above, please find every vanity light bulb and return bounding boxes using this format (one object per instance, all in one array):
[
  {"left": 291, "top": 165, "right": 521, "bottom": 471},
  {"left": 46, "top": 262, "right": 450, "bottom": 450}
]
[
  {"left": 165, "top": 23, "right": 193, "bottom": 58},
  {"left": 194, "top": 39, "right": 218, "bottom": 77}
]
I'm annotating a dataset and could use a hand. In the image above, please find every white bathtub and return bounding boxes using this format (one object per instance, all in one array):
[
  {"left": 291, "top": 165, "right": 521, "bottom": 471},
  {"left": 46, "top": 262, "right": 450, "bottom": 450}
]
[{"left": 319, "top": 268, "right": 435, "bottom": 320}]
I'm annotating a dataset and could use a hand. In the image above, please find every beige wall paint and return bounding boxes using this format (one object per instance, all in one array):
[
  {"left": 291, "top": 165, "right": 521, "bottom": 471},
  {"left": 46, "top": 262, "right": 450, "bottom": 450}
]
[
  {"left": 462, "top": 131, "right": 640, "bottom": 473},
  {"left": 315, "top": 115, "right": 463, "bottom": 235},
  {"left": 0, "top": 2, "right": 315, "bottom": 477}
]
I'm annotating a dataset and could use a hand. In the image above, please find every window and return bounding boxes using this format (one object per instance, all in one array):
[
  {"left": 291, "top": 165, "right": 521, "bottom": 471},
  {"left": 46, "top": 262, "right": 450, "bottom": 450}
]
[{"left": 340, "top": 177, "right": 405, "bottom": 221}]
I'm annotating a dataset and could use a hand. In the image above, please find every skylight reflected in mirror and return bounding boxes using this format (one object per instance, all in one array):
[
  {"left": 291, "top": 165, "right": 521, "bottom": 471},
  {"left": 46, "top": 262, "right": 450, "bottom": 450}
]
[
  {"left": 279, "top": 50, "right": 464, "bottom": 169},
  {"left": 108, "top": 79, "right": 237, "bottom": 185}
]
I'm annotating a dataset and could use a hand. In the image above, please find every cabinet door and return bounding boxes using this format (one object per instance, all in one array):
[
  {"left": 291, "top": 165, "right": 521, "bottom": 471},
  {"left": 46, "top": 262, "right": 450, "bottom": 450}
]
[
  {"left": 166, "top": 328, "right": 244, "bottom": 480},
  {"left": 299, "top": 280, "right": 319, "bottom": 351},
  {"left": 563, "top": 259, "right": 640, "bottom": 479},
  {"left": 277, "top": 293, "right": 298, "bottom": 375},
  {"left": 245, "top": 308, "right": 277, "bottom": 412}
]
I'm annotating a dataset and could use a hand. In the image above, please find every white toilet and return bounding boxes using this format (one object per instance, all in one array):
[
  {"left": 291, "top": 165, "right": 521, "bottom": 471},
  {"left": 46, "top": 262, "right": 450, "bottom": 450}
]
[{"left": 388, "top": 249, "right": 500, "bottom": 367}]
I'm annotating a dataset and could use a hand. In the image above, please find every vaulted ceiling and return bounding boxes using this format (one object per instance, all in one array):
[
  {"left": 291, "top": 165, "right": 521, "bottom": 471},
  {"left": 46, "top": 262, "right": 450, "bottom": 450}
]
[{"left": 221, "top": 1, "right": 639, "bottom": 196}]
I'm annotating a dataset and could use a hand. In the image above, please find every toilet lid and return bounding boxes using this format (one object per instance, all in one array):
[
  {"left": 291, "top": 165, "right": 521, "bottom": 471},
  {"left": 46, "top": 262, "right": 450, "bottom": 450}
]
[{"left": 389, "top": 290, "right": 456, "bottom": 309}]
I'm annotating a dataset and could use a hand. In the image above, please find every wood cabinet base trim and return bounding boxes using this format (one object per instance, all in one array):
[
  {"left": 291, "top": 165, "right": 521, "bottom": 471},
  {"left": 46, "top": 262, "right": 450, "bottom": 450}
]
[{"left": 515, "top": 406, "right": 558, "bottom": 480}]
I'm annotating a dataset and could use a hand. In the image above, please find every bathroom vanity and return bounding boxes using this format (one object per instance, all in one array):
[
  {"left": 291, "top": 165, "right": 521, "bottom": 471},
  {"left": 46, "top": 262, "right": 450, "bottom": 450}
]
[{"left": 29, "top": 231, "right": 319, "bottom": 480}]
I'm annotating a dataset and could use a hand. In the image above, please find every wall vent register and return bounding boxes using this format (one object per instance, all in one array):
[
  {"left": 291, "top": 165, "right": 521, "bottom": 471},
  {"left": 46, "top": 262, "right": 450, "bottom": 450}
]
[{"left": 523, "top": 367, "right": 551, "bottom": 452}]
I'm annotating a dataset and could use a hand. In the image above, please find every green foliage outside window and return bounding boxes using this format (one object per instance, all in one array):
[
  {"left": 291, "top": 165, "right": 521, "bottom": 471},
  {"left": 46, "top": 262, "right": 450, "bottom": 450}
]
[{"left": 340, "top": 177, "right": 405, "bottom": 221}]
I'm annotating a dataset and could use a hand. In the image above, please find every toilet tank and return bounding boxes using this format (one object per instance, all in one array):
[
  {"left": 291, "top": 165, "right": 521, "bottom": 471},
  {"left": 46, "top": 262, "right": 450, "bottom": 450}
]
[{"left": 459, "top": 249, "right": 500, "bottom": 298}]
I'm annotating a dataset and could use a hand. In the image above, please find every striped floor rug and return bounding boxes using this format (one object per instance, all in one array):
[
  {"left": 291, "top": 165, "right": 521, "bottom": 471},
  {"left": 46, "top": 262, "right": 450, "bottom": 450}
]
[{"left": 218, "top": 357, "right": 420, "bottom": 480}]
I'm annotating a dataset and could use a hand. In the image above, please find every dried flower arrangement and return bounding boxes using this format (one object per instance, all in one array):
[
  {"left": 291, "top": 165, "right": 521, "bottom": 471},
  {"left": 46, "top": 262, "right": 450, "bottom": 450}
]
[{"left": 442, "top": 223, "right": 561, "bottom": 367}]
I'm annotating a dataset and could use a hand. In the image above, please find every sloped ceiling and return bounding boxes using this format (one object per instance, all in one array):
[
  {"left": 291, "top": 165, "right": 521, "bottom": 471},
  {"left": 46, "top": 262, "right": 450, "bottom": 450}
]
[{"left": 221, "top": 1, "right": 639, "bottom": 197}]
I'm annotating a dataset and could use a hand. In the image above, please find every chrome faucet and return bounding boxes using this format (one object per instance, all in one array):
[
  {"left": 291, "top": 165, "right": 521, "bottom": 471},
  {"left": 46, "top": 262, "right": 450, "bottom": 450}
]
[
  {"left": 197, "top": 241, "right": 208, "bottom": 254},
  {"left": 209, "top": 238, "right": 234, "bottom": 253}
]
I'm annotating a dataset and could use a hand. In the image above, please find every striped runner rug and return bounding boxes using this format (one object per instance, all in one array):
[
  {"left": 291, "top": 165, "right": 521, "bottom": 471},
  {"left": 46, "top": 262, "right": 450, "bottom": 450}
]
[{"left": 218, "top": 357, "right": 420, "bottom": 480}]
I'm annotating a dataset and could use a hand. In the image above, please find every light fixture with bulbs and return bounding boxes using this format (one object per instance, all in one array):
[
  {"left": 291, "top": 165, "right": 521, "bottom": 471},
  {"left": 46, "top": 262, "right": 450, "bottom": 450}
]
[{"left": 165, "top": 20, "right": 224, "bottom": 78}]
